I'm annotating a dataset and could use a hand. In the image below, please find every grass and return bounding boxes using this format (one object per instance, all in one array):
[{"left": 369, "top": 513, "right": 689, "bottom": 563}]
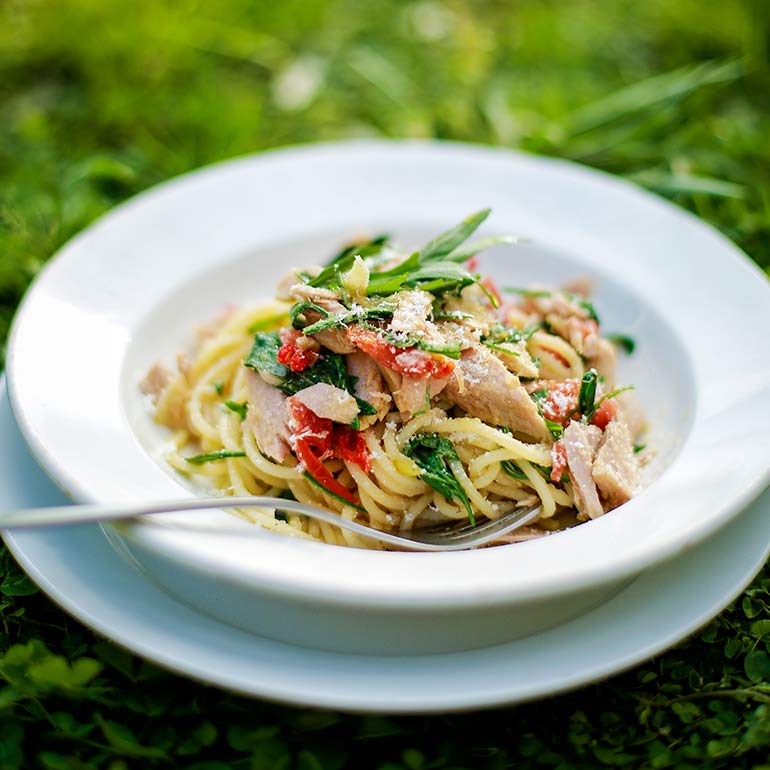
[{"left": 1, "top": 0, "right": 770, "bottom": 767}]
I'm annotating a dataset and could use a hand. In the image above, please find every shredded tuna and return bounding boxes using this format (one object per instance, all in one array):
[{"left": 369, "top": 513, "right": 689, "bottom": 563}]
[
  {"left": 289, "top": 382, "right": 360, "bottom": 424},
  {"left": 346, "top": 351, "right": 392, "bottom": 426},
  {"left": 140, "top": 363, "right": 172, "bottom": 398},
  {"left": 592, "top": 421, "right": 639, "bottom": 508},
  {"left": 443, "top": 345, "right": 550, "bottom": 441},
  {"left": 562, "top": 421, "right": 604, "bottom": 519},
  {"left": 244, "top": 369, "right": 291, "bottom": 462}
]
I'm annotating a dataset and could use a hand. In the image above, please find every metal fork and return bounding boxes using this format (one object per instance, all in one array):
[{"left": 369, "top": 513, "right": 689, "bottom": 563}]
[{"left": 0, "top": 496, "right": 542, "bottom": 551}]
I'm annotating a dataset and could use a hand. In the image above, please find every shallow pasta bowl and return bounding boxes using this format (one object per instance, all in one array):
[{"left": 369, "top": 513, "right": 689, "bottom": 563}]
[{"left": 7, "top": 140, "right": 770, "bottom": 654}]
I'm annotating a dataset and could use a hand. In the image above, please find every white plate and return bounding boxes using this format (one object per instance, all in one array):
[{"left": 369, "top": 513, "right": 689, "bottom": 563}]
[
  {"left": 6, "top": 141, "right": 770, "bottom": 650},
  {"left": 2, "top": 377, "right": 769, "bottom": 713}
]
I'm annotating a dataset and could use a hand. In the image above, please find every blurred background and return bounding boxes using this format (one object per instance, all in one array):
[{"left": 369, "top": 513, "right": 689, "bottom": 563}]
[{"left": 1, "top": 0, "right": 769, "bottom": 368}]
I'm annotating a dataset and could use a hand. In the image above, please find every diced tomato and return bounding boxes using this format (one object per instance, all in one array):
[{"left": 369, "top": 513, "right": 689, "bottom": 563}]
[
  {"left": 277, "top": 328, "right": 319, "bottom": 372},
  {"left": 481, "top": 277, "right": 503, "bottom": 308},
  {"left": 289, "top": 401, "right": 371, "bottom": 471},
  {"left": 293, "top": 437, "right": 360, "bottom": 506},
  {"left": 550, "top": 440, "right": 568, "bottom": 483},
  {"left": 346, "top": 326, "right": 455, "bottom": 379},
  {"left": 536, "top": 380, "right": 579, "bottom": 426},
  {"left": 533, "top": 378, "right": 618, "bottom": 430},
  {"left": 287, "top": 400, "right": 333, "bottom": 456},
  {"left": 465, "top": 255, "right": 480, "bottom": 272},
  {"left": 335, "top": 426, "right": 372, "bottom": 473},
  {"left": 590, "top": 398, "right": 618, "bottom": 430}
]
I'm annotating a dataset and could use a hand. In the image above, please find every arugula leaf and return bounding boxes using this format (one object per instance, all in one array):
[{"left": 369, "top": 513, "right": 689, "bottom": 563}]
[
  {"left": 607, "top": 333, "right": 636, "bottom": 354},
  {"left": 501, "top": 460, "right": 527, "bottom": 480},
  {"left": 300, "top": 301, "right": 395, "bottom": 335},
  {"left": 224, "top": 401, "right": 248, "bottom": 419},
  {"left": 403, "top": 433, "right": 475, "bottom": 525},
  {"left": 416, "top": 209, "right": 490, "bottom": 262},
  {"left": 588, "top": 385, "right": 635, "bottom": 419},
  {"left": 578, "top": 369, "right": 598, "bottom": 416},
  {"left": 280, "top": 353, "right": 350, "bottom": 395},
  {"left": 355, "top": 398, "right": 378, "bottom": 416},
  {"left": 327, "top": 234, "right": 390, "bottom": 266},
  {"left": 244, "top": 332, "right": 288, "bottom": 380},
  {"left": 290, "top": 301, "right": 328, "bottom": 329},
  {"left": 444, "top": 234, "right": 519, "bottom": 263},
  {"left": 186, "top": 450, "right": 246, "bottom": 465}
]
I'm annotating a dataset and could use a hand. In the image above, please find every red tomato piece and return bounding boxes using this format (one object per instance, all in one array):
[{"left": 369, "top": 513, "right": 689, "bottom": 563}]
[
  {"left": 293, "top": 437, "right": 360, "bottom": 506},
  {"left": 346, "top": 326, "right": 454, "bottom": 379},
  {"left": 465, "top": 255, "right": 480, "bottom": 272},
  {"left": 335, "top": 426, "right": 372, "bottom": 473},
  {"left": 287, "top": 400, "right": 333, "bottom": 456},
  {"left": 277, "top": 328, "right": 319, "bottom": 372},
  {"left": 590, "top": 398, "right": 618, "bottom": 430},
  {"left": 537, "top": 380, "right": 579, "bottom": 426},
  {"left": 550, "top": 440, "right": 568, "bottom": 483}
]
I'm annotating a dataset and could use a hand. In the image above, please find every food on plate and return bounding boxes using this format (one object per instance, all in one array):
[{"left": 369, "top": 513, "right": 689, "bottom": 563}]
[{"left": 142, "top": 210, "right": 646, "bottom": 548}]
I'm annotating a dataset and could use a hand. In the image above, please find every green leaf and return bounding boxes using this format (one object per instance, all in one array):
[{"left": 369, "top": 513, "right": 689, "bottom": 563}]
[
  {"left": 186, "top": 450, "right": 246, "bottom": 465},
  {"left": 417, "top": 209, "right": 490, "bottom": 262},
  {"left": 744, "top": 651, "right": 770, "bottom": 683},
  {"left": 444, "top": 234, "right": 520, "bottom": 263},
  {"left": 578, "top": 369, "right": 598, "bottom": 416},
  {"left": 94, "top": 714, "right": 168, "bottom": 759},
  {"left": 28, "top": 655, "right": 102, "bottom": 689},
  {"left": 224, "top": 400, "right": 248, "bottom": 420},
  {"left": 290, "top": 300, "right": 329, "bottom": 329},
  {"left": 0, "top": 572, "right": 38, "bottom": 597},
  {"left": 403, "top": 433, "right": 474, "bottom": 524},
  {"left": 244, "top": 332, "right": 289, "bottom": 380},
  {"left": 607, "top": 334, "right": 636, "bottom": 354}
]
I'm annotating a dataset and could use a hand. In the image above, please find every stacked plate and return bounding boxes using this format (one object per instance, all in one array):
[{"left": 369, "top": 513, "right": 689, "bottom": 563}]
[{"left": 4, "top": 141, "right": 770, "bottom": 712}]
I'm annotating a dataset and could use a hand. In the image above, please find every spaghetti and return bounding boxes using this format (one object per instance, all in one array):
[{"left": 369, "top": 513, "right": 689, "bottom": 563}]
[{"left": 142, "top": 210, "right": 646, "bottom": 548}]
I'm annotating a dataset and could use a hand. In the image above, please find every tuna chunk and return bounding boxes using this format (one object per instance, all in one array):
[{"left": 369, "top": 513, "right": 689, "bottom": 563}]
[
  {"left": 140, "top": 363, "right": 172, "bottom": 398},
  {"left": 296, "top": 295, "right": 356, "bottom": 354},
  {"left": 443, "top": 345, "right": 550, "bottom": 441},
  {"left": 243, "top": 369, "right": 291, "bottom": 462},
  {"left": 562, "top": 421, "right": 604, "bottom": 519},
  {"left": 592, "top": 420, "right": 639, "bottom": 508},
  {"left": 289, "top": 383, "right": 359, "bottom": 424},
  {"left": 376, "top": 365, "right": 448, "bottom": 420},
  {"left": 346, "top": 351, "right": 392, "bottom": 426}
]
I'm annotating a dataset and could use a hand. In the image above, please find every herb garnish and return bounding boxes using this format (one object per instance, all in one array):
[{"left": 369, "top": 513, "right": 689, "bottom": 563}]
[
  {"left": 403, "top": 433, "right": 475, "bottom": 525},
  {"left": 224, "top": 401, "right": 248, "bottom": 420},
  {"left": 578, "top": 369, "right": 599, "bottom": 416},
  {"left": 186, "top": 450, "right": 246, "bottom": 465},
  {"left": 212, "top": 381, "right": 224, "bottom": 395},
  {"left": 290, "top": 301, "right": 329, "bottom": 329},
  {"left": 634, "top": 443, "right": 647, "bottom": 453},
  {"left": 607, "top": 333, "right": 636, "bottom": 354}
]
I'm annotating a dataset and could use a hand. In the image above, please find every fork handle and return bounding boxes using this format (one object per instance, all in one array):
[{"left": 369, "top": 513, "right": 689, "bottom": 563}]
[{"left": 0, "top": 496, "right": 439, "bottom": 550}]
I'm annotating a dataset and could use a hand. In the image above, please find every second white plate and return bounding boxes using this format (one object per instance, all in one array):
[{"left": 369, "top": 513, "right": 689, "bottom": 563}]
[{"left": 2, "top": 378, "right": 768, "bottom": 713}]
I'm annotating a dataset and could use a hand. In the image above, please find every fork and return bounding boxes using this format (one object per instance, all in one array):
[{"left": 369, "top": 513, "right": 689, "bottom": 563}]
[{"left": 0, "top": 496, "right": 542, "bottom": 551}]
